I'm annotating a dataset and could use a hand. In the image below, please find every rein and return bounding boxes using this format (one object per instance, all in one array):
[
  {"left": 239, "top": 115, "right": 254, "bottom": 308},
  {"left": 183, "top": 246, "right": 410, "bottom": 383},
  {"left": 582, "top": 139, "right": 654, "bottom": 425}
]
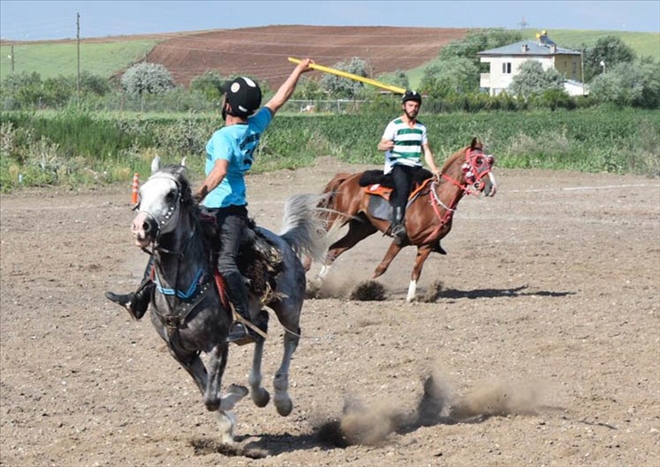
[
  {"left": 421, "top": 148, "right": 492, "bottom": 244},
  {"left": 137, "top": 174, "right": 213, "bottom": 330},
  {"left": 423, "top": 180, "right": 463, "bottom": 244}
]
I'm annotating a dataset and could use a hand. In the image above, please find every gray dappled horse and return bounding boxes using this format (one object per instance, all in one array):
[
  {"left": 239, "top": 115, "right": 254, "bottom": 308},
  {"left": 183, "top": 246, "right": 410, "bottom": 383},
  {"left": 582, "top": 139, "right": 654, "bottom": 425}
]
[{"left": 128, "top": 164, "right": 325, "bottom": 442}]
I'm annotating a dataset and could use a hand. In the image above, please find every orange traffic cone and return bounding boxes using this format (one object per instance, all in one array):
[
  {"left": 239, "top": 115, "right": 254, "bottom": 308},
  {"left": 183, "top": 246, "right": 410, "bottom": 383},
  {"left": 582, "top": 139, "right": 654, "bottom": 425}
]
[{"left": 131, "top": 173, "right": 139, "bottom": 204}]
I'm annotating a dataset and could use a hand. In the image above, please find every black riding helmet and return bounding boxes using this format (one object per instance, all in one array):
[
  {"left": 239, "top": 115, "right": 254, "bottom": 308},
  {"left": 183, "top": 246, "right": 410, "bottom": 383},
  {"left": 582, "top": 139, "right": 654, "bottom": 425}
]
[
  {"left": 224, "top": 76, "right": 262, "bottom": 118},
  {"left": 402, "top": 90, "right": 422, "bottom": 105}
]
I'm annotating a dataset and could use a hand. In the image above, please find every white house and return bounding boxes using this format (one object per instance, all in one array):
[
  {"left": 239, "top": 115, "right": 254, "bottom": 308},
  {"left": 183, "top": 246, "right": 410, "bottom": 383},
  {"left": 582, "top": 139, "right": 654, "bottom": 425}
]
[{"left": 477, "top": 31, "right": 587, "bottom": 96}]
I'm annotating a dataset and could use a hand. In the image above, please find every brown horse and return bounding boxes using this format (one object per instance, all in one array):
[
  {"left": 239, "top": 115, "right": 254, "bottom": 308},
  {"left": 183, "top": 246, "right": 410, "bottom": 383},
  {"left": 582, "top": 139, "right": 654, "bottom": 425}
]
[{"left": 313, "top": 137, "right": 497, "bottom": 301}]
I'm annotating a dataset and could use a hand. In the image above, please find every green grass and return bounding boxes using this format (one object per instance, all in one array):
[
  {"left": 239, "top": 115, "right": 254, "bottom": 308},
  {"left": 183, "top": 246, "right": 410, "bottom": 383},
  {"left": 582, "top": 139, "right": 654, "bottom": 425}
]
[
  {"left": 521, "top": 29, "right": 660, "bottom": 60},
  {"left": 405, "top": 29, "right": 660, "bottom": 90},
  {"left": 0, "top": 40, "right": 161, "bottom": 80}
]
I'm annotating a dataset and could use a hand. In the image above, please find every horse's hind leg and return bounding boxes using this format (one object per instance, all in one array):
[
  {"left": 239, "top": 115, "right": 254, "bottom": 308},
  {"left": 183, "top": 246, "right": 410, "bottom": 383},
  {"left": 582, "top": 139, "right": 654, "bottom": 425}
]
[
  {"left": 319, "top": 217, "right": 377, "bottom": 280},
  {"left": 248, "top": 310, "right": 271, "bottom": 408},
  {"left": 266, "top": 299, "right": 301, "bottom": 417},
  {"left": 273, "top": 323, "right": 300, "bottom": 416}
]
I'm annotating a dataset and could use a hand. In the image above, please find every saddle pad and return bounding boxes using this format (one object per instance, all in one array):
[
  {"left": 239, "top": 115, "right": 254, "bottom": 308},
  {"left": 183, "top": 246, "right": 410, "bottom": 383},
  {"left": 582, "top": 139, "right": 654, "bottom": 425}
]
[{"left": 367, "top": 194, "right": 392, "bottom": 221}]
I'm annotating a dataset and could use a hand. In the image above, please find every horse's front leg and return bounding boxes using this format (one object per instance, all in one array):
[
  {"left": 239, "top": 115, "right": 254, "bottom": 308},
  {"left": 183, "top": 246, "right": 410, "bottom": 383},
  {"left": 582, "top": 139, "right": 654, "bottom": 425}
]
[
  {"left": 203, "top": 342, "right": 229, "bottom": 411},
  {"left": 372, "top": 241, "right": 404, "bottom": 279},
  {"left": 406, "top": 245, "right": 433, "bottom": 303},
  {"left": 248, "top": 310, "right": 270, "bottom": 408}
]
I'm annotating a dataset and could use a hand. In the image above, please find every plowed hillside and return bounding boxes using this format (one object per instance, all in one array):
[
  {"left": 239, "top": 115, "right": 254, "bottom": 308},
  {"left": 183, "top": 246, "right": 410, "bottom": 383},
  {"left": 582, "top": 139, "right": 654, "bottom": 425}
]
[{"left": 145, "top": 25, "right": 469, "bottom": 89}]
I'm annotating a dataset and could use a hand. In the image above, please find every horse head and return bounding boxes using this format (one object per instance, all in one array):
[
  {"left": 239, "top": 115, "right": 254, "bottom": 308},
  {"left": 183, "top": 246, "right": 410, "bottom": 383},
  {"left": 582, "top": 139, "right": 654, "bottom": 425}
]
[
  {"left": 442, "top": 137, "right": 497, "bottom": 197},
  {"left": 132, "top": 164, "right": 196, "bottom": 248}
]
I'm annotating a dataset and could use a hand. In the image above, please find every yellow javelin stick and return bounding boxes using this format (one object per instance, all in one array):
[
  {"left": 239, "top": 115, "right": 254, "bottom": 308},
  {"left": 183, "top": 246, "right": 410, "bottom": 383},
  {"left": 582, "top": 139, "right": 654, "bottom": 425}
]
[{"left": 288, "top": 57, "right": 407, "bottom": 95}]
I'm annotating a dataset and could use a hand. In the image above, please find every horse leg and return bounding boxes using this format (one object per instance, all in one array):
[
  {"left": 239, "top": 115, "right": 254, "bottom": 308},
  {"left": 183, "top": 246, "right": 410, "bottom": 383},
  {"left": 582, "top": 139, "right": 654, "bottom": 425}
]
[
  {"left": 372, "top": 241, "right": 404, "bottom": 279},
  {"left": 273, "top": 324, "right": 300, "bottom": 416},
  {"left": 203, "top": 343, "right": 229, "bottom": 411},
  {"left": 215, "top": 383, "right": 249, "bottom": 445},
  {"left": 248, "top": 310, "right": 271, "bottom": 408},
  {"left": 406, "top": 245, "right": 433, "bottom": 303},
  {"left": 318, "top": 218, "right": 377, "bottom": 281}
]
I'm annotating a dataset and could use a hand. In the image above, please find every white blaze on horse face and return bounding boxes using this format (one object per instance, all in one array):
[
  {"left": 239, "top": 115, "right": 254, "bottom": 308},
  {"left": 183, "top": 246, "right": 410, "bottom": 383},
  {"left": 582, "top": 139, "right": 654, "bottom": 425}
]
[{"left": 132, "top": 176, "right": 180, "bottom": 245}]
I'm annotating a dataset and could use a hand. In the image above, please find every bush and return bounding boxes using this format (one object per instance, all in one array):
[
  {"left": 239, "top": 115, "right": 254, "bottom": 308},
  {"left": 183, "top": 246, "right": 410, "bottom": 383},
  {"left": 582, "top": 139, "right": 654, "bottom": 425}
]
[{"left": 121, "top": 63, "right": 174, "bottom": 97}]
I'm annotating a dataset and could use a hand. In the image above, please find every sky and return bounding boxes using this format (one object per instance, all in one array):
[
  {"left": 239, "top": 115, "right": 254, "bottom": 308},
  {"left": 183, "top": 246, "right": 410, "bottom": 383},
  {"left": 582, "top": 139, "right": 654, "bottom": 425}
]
[{"left": 1, "top": 0, "right": 659, "bottom": 41}]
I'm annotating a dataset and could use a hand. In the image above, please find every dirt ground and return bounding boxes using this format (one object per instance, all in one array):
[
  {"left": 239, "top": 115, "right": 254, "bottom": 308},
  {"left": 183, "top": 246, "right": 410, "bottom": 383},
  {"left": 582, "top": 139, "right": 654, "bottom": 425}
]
[
  {"left": 1, "top": 157, "right": 659, "bottom": 467},
  {"left": 145, "top": 26, "right": 469, "bottom": 88}
]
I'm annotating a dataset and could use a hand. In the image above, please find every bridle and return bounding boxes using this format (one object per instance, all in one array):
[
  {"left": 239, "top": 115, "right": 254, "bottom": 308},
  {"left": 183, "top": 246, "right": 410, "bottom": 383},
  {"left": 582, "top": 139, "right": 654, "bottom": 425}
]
[
  {"left": 423, "top": 147, "right": 495, "bottom": 243},
  {"left": 440, "top": 148, "right": 495, "bottom": 196},
  {"left": 134, "top": 172, "right": 186, "bottom": 254},
  {"left": 134, "top": 172, "right": 211, "bottom": 331}
]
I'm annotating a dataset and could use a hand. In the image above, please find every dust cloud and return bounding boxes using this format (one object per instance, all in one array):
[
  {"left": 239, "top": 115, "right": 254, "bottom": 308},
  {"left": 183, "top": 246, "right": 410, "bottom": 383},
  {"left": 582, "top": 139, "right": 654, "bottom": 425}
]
[{"left": 317, "top": 370, "right": 548, "bottom": 447}]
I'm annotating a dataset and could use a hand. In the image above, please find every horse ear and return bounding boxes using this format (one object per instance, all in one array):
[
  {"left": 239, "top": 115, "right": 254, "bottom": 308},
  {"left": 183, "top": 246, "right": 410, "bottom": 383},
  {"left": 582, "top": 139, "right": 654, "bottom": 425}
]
[
  {"left": 151, "top": 155, "right": 161, "bottom": 174},
  {"left": 181, "top": 156, "right": 187, "bottom": 167},
  {"left": 470, "top": 137, "right": 478, "bottom": 150}
]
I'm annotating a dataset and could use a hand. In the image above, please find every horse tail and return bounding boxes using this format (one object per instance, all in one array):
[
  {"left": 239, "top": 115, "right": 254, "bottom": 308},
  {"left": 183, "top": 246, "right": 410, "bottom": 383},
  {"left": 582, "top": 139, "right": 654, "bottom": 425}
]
[{"left": 279, "top": 193, "right": 327, "bottom": 264}]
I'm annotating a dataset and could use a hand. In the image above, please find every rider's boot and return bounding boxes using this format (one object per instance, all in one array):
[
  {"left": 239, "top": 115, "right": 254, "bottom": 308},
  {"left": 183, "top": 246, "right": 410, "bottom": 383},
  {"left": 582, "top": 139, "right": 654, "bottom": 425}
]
[
  {"left": 105, "top": 258, "right": 154, "bottom": 321},
  {"left": 391, "top": 206, "right": 407, "bottom": 245},
  {"left": 105, "top": 281, "right": 154, "bottom": 320},
  {"left": 223, "top": 270, "right": 257, "bottom": 345}
]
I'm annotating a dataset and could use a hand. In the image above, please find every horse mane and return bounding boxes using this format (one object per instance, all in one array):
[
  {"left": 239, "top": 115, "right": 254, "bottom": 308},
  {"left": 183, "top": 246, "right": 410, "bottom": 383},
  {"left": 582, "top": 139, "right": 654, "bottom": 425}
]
[
  {"left": 440, "top": 148, "right": 468, "bottom": 173},
  {"left": 440, "top": 138, "right": 483, "bottom": 174}
]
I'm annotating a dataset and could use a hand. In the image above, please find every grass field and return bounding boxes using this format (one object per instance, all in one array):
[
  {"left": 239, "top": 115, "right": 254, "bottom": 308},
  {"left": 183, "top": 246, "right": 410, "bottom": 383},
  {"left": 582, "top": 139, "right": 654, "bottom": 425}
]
[
  {"left": 404, "top": 29, "right": 660, "bottom": 90},
  {"left": 0, "top": 40, "right": 160, "bottom": 81}
]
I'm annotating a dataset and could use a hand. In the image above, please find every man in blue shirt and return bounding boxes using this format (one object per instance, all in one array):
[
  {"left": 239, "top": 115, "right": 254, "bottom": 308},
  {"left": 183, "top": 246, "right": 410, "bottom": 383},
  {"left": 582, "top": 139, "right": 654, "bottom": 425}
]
[
  {"left": 106, "top": 58, "right": 314, "bottom": 344},
  {"left": 195, "top": 58, "right": 314, "bottom": 343}
]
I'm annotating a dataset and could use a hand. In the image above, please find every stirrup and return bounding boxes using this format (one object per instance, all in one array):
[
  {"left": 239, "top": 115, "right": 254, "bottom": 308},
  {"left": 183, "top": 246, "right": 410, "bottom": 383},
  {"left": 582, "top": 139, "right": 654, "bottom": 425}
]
[
  {"left": 391, "top": 224, "right": 407, "bottom": 245},
  {"left": 226, "top": 322, "right": 256, "bottom": 346}
]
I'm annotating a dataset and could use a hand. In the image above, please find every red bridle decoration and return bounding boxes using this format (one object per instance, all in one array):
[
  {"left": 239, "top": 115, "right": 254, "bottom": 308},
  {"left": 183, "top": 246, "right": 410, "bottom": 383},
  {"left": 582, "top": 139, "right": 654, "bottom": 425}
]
[{"left": 423, "top": 148, "right": 495, "bottom": 244}]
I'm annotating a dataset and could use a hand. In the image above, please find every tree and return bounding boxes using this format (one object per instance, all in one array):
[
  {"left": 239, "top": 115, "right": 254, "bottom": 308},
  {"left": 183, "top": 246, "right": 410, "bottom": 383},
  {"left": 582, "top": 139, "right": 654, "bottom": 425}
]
[
  {"left": 583, "top": 36, "right": 636, "bottom": 82},
  {"left": 189, "top": 70, "right": 225, "bottom": 103},
  {"left": 79, "top": 71, "right": 111, "bottom": 96},
  {"left": 292, "top": 76, "right": 325, "bottom": 100},
  {"left": 419, "top": 57, "right": 479, "bottom": 98},
  {"left": 440, "top": 28, "right": 523, "bottom": 71},
  {"left": 389, "top": 69, "right": 410, "bottom": 90},
  {"left": 509, "top": 60, "right": 565, "bottom": 99},
  {"left": 121, "top": 63, "right": 174, "bottom": 97},
  {"left": 320, "top": 57, "right": 369, "bottom": 99},
  {"left": 589, "top": 59, "right": 660, "bottom": 108}
]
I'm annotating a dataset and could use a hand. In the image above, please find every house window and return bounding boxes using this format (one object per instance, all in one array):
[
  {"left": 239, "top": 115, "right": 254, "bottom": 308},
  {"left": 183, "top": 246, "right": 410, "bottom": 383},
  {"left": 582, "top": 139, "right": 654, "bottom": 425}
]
[{"left": 502, "top": 62, "right": 512, "bottom": 74}]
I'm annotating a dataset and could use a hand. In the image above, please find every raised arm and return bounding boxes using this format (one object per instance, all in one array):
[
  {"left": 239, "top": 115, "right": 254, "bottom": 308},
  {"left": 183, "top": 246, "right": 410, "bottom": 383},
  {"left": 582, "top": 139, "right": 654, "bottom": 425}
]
[{"left": 265, "top": 58, "right": 314, "bottom": 115}]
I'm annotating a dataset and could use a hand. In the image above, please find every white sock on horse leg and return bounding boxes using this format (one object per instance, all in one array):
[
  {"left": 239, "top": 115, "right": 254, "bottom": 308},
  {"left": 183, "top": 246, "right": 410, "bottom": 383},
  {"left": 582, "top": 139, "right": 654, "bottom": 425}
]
[{"left": 406, "top": 280, "right": 417, "bottom": 302}]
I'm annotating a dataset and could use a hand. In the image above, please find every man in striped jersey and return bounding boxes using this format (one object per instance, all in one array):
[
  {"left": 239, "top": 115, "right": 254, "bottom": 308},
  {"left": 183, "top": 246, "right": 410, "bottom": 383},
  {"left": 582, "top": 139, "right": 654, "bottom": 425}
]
[{"left": 378, "top": 90, "right": 441, "bottom": 244}]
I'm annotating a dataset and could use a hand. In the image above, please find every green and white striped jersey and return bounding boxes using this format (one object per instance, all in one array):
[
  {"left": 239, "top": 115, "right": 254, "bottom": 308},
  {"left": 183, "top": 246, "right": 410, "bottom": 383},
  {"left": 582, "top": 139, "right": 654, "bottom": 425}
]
[{"left": 381, "top": 117, "right": 428, "bottom": 174}]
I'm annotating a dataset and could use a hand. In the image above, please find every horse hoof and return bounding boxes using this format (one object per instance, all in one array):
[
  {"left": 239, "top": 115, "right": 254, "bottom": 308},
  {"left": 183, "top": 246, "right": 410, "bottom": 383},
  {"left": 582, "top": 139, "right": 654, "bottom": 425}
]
[
  {"left": 275, "top": 397, "right": 293, "bottom": 416},
  {"left": 205, "top": 399, "right": 221, "bottom": 412},
  {"left": 252, "top": 388, "right": 270, "bottom": 408},
  {"left": 216, "top": 410, "right": 236, "bottom": 443}
]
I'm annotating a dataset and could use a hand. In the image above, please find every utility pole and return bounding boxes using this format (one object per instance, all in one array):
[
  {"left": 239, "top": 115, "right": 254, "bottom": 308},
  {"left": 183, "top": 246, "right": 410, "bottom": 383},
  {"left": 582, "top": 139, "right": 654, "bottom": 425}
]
[
  {"left": 76, "top": 13, "right": 81, "bottom": 109},
  {"left": 10, "top": 45, "right": 14, "bottom": 73},
  {"left": 518, "top": 17, "right": 529, "bottom": 29}
]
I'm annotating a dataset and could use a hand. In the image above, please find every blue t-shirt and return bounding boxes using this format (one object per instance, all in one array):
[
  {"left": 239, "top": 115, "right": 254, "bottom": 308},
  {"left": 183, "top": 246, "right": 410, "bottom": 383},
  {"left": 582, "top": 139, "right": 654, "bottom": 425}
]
[{"left": 202, "top": 107, "right": 273, "bottom": 209}]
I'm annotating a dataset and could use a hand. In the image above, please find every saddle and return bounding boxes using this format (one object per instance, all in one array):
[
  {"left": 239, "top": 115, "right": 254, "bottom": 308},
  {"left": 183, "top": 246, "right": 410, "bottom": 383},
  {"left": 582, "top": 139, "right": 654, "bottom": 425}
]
[
  {"left": 359, "top": 169, "right": 434, "bottom": 202},
  {"left": 199, "top": 208, "right": 284, "bottom": 305}
]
